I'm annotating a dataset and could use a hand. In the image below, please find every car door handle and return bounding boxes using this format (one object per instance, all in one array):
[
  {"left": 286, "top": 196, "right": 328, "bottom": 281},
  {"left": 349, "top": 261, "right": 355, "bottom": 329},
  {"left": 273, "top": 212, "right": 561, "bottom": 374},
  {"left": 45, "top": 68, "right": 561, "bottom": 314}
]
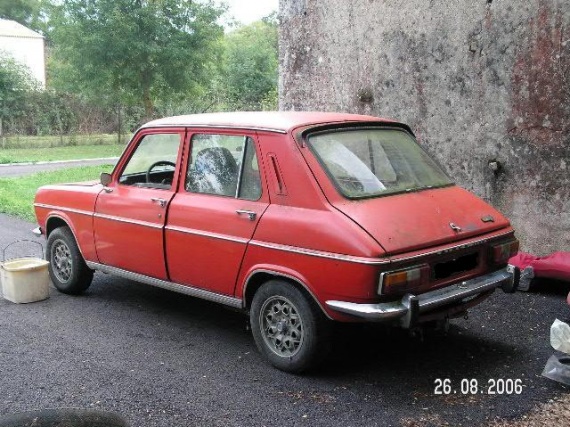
[
  {"left": 236, "top": 209, "right": 256, "bottom": 221},
  {"left": 151, "top": 197, "right": 167, "bottom": 208}
]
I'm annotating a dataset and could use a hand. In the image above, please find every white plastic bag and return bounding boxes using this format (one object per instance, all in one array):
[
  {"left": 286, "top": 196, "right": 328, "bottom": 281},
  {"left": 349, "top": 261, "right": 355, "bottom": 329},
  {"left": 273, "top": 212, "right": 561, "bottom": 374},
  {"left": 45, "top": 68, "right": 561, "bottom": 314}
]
[
  {"left": 542, "top": 354, "right": 570, "bottom": 385},
  {"left": 517, "top": 266, "right": 534, "bottom": 292},
  {"left": 550, "top": 319, "right": 570, "bottom": 355}
]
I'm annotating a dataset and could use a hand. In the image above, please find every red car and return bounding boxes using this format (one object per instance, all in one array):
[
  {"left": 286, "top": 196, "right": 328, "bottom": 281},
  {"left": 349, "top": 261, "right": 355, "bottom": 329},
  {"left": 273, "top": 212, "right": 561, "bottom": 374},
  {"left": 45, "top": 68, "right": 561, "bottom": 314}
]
[{"left": 34, "top": 112, "right": 519, "bottom": 372}]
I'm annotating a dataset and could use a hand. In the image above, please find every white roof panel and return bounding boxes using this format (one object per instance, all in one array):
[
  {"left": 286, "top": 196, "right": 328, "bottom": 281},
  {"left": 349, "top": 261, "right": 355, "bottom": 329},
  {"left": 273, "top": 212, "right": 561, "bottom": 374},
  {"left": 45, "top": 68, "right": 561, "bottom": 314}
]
[{"left": 0, "top": 19, "right": 43, "bottom": 39}]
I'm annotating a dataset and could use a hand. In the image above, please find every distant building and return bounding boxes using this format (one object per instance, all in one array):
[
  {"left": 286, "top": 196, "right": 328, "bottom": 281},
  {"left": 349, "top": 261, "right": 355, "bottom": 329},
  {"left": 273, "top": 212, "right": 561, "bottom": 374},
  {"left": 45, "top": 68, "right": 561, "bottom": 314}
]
[{"left": 0, "top": 18, "right": 45, "bottom": 87}]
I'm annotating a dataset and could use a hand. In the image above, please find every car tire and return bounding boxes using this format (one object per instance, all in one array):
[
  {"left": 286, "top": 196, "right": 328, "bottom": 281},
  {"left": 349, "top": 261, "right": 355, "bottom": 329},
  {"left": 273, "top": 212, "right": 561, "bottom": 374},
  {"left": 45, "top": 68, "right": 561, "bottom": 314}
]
[
  {"left": 0, "top": 409, "right": 129, "bottom": 427},
  {"left": 47, "top": 226, "right": 93, "bottom": 294},
  {"left": 250, "top": 280, "right": 331, "bottom": 373}
]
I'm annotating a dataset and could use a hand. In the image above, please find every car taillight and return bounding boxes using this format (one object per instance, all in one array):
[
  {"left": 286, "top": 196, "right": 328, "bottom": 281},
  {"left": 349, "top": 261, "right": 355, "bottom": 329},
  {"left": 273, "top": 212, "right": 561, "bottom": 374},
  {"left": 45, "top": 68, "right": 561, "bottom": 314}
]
[
  {"left": 379, "top": 264, "right": 430, "bottom": 295},
  {"left": 490, "top": 239, "right": 519, "bottom": 264}
]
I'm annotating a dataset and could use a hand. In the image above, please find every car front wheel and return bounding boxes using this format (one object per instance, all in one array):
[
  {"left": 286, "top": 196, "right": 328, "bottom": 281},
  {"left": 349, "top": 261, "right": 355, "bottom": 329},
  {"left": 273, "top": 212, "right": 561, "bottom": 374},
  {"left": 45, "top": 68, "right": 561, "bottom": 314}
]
[
  {"left": 47, "top": 226, "right": 93, "bottom": 294},
  {"left": 250, "top": 280, "right": 331, "bottom": 373}
]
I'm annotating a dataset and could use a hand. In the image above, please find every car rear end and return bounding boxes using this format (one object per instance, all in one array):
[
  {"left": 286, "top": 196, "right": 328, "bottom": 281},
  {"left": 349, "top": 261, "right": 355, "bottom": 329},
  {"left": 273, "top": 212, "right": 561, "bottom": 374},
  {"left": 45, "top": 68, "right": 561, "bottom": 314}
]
[
  {"left": 327, "top": 230, "right": 518, "bottom": 327},
  {"left": 296, "top": 122, "right": 519, "bottom": 327}
]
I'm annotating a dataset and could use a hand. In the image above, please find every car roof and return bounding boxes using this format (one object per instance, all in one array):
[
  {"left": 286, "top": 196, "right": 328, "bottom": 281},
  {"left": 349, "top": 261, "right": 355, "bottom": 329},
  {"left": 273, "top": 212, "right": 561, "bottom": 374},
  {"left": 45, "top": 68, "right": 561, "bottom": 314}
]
[{"left": 141, "top": 111, "right": 398, "bottom": 133}]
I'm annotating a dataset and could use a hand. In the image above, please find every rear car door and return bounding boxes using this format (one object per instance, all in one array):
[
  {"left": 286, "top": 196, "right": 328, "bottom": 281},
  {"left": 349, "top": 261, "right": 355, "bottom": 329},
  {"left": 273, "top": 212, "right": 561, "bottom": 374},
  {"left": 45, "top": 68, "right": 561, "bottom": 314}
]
[
  {"left": 93, "top": 129, "right": 184, "bottom": 279},
  {"left": 165, "top": 131, "right": 269, "bottom": 295}
]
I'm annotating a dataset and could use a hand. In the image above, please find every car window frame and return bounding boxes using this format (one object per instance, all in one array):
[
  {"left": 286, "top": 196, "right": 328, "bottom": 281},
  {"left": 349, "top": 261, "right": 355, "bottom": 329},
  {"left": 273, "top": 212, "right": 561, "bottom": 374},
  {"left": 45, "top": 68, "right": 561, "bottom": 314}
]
[{"left": 111, "top": 128, "right": 186, "bottom": 191}]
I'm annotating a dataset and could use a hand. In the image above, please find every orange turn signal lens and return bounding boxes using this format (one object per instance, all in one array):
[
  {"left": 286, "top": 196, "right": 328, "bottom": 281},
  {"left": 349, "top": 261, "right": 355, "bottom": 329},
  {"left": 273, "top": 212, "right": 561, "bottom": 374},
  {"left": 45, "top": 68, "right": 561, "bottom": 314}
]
[{"left": 379, "top": 264, "right": 430, "bottom": 295}]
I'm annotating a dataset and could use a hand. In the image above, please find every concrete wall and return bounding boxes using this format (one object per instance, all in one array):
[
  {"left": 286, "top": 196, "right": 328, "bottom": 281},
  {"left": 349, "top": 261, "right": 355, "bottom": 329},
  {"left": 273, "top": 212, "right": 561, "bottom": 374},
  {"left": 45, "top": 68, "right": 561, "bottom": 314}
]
[{"left": 279, "top": 0, "right": 570, "bottom": 255}]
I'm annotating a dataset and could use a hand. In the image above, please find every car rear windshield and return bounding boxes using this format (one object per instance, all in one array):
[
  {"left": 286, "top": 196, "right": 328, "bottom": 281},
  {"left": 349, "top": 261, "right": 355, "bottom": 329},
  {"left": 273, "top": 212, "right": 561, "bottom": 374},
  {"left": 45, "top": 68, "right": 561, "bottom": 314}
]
[{"left": 307, "top": 127, "right": 453, "bottom": 198}]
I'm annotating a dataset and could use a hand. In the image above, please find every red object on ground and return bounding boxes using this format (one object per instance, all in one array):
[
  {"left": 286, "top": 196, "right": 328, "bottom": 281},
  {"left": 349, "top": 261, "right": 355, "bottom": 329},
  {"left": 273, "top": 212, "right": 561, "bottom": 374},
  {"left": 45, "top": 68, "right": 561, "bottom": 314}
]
[{"left": 509, "top": 251, "right": 570, "bottom": 282}]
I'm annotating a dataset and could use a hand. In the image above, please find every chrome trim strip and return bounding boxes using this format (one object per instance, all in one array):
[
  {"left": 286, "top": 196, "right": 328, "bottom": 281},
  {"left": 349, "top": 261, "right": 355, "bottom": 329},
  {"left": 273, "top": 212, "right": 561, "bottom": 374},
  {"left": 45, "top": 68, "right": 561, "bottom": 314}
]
[
  {"left": 388, "top": 229, "right": 515, "bottom": 263},
  {"left": 249, "top": 231, "right": 512, "bottom": 265},
  {"left": 86, "top": 261, "right": 243, "bottom": 309},
  {"left": 34, "top": 203, "right": 92, "bottom": 217},
  {"left": 141, "top": 123, "right": 288, "bottom": 134},
  {"left": 248, "top": 240, "right": 390, "bottom": 265},
  {"left": 165, "top": 225, "right": 249, "bottom": 244},
  {"left": 328, "top": 299, "right": 406, "bottom": 321},
  {"left": 326, "top": 268, "right": 513, "bottom": 324},
  {"left": 242, "top": 268, "right": 332, "bottom": 319},
  {"left": 94, "top": 213, "right": 163, "bottom": 229}
]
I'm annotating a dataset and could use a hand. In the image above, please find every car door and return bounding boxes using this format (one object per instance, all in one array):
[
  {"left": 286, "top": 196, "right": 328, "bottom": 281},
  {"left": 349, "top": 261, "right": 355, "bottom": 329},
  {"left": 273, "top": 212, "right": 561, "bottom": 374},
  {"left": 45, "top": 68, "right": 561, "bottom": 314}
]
[
  {"left": 165, "top": 131, "right": 269, "bottom": 295},
  {"left": 93, "top": 129, "right": 184, "bottom": 279}
]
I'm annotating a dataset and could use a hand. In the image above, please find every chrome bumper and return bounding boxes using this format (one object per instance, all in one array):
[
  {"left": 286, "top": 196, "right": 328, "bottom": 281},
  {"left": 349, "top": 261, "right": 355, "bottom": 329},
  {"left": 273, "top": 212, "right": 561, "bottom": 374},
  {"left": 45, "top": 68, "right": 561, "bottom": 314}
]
[
  {"left": 326, "top": 268, "right": 515, "bottom": 328},
  {"left": 32, "top": 227, "right": 43, "bottom": 236}
]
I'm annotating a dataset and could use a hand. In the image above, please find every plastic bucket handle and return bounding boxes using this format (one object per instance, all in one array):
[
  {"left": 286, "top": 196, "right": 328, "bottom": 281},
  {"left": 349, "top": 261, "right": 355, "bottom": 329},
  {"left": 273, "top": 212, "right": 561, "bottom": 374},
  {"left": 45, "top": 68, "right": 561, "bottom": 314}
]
[{"left": 1, "top": 240, "right": 44, "bottom": 263}]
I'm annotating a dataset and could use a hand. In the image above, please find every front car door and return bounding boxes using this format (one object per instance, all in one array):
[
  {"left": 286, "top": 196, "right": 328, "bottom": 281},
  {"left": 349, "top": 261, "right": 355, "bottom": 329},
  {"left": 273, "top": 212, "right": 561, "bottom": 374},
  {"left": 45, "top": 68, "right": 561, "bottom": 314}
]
[
  {"left": 93, "top": 129, "right": 184, "bottom": 279},
  {"left": 165, "top": 131, "right": 269, "bottom": 295}
]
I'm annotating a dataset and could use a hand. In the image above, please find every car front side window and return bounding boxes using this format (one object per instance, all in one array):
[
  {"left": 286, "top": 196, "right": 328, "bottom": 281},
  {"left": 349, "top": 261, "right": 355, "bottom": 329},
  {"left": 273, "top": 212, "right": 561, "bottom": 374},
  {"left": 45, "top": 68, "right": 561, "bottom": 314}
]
[{"left": 119, "top": 133, "right": 181, "bottom": 189}]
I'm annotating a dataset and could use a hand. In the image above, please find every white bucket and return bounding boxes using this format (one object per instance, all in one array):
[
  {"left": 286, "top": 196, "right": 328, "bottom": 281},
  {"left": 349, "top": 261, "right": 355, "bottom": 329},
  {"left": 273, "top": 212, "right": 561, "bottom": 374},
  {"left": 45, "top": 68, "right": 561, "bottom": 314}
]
[{"left": 1, "top": 258, "right": 50, "bottom": 303}]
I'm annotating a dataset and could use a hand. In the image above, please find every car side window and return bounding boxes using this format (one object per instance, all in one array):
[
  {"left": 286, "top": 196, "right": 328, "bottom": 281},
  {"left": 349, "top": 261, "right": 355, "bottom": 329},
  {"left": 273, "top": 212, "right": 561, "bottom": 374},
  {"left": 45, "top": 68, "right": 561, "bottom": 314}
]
[
  {"left": 119, "top": 133, "right": 181, "bottom": 189},
  {"left": 186, "top": 134, "right": 262, "bottom": 200},
  {"left": 238, "top": 138, "right": 262, "bottom": 200}
]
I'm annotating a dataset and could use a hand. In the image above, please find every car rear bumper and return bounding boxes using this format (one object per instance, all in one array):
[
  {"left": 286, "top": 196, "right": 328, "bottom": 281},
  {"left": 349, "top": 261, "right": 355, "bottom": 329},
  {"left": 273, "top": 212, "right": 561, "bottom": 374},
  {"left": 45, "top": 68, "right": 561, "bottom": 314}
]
[{"left": 326, "top": 267, "right": 515, "bottom": 328}]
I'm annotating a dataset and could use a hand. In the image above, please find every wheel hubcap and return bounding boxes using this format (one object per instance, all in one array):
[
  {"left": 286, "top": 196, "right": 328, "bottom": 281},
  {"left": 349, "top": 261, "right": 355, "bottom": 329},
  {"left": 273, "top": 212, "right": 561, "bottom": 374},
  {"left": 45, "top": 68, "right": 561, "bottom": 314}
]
[
  {"left": 51, "top": 240, "right": 72, "bottom": 283},
  {"left": 259, "top": 296, "right": 304, "bottom": 357}
]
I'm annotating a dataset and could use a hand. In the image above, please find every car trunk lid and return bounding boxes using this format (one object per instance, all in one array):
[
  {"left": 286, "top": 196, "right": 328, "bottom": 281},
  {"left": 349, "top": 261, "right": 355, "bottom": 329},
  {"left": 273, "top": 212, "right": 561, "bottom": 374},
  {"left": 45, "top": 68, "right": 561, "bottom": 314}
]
[{"left": 332, "top": 185, "right": 510, "bottom": 255}]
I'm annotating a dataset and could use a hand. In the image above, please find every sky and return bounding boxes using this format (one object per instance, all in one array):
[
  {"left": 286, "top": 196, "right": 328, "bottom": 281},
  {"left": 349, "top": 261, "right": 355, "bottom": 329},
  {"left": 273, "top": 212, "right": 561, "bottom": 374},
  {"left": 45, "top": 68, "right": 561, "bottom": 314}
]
[{"left": 221, "top": 0, "right": 279, "bottom": 25}]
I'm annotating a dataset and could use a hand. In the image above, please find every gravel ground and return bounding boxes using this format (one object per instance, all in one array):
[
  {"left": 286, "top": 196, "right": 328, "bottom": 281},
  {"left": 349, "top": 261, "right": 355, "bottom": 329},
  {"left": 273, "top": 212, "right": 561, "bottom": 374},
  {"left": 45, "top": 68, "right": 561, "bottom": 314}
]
[
  {"left": 489, "top": 393, "right": 570, "bottom": 427},
  {"left": 0, "top": 213, "right": 569, "bottom": 426}
]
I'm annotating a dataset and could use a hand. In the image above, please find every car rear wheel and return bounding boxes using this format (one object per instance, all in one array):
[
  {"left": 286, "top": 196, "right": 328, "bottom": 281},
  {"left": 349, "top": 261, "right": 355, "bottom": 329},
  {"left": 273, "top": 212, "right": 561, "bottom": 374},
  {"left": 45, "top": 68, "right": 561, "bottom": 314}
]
[
  {"left": 0, "top": 409, "right": 128, "bottom": 427},
  {"left": 250, "top": 280, "right": 331, "bottom": 373},
  {"left": 47, "top": 226, "right": 93, "bottom": 294}
]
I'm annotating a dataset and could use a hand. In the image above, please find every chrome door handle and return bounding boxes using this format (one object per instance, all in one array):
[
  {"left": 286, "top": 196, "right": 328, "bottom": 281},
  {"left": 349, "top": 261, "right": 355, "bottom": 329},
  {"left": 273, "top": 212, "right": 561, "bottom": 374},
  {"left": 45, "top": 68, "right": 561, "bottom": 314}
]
[
  {"left": 151, "top": 197, "right": 166, "bottom": 208},
  {"left": 236, "top": 209, "right": 256, "bottom": 221},
  {"left": 103, "top": 187, "right": 113, "bottom": 193}
]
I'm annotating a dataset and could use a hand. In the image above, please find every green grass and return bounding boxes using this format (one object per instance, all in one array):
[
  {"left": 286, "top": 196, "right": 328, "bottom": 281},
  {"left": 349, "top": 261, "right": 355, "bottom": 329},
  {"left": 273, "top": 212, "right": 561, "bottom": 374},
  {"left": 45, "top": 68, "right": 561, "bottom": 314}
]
[
  {"left": 0, "top": 133, "right": 129, "bottom": 149},
  {"left": 0, "top": 165, "right": 113, "bottom": 222},
  {"left": 0, "top": 144, "right": 125, "bottom": 164}
]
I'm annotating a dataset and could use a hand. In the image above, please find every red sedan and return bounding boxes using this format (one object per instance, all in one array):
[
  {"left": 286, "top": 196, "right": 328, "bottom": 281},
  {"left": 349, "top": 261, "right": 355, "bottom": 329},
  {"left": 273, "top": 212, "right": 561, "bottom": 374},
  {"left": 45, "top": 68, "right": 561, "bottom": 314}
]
[{"left": 34, "top": 112, "right": 519, "bottom": 372}]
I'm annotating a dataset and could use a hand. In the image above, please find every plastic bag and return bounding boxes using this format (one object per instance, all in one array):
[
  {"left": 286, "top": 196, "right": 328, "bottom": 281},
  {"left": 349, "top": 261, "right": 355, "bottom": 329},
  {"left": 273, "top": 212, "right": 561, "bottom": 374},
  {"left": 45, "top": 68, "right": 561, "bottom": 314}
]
[
  {"left": 550, "top": 319, "right": 570, "bottom": 355},
  {"left": 542, "top": 354, "right": 570, "bottom": 386},
  {"left": 509, "top": 251, "right": 570, "bottom": 292},
  {"left": 517, "top": 266, "right": 534, "bottom": 292}
]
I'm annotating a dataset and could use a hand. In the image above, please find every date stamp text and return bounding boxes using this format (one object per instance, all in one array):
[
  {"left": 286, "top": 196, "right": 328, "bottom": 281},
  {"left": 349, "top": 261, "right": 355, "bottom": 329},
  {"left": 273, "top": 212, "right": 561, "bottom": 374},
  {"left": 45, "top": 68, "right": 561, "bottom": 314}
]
[{"left": 434, "top": 378, "right": 523, "bottom": 395}]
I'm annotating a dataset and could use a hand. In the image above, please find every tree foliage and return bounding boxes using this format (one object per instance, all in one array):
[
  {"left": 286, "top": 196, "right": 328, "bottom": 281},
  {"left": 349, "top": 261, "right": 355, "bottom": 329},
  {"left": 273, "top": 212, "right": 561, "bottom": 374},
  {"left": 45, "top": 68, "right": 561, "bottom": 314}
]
[
  {"left": 49, "top": 0, "right": 224, "bottom": 119},
  {"left": 219, "top": 18, "right": 278, "bottom": 111},
  {"left": 0, "top": 0, "right": 39, "bottom": 28},
  {"left": 2, "top": 4, "right": 280, "bottom": 137},
  {"left": 0, "top": 53, "right": 38, "bottom": 128}
]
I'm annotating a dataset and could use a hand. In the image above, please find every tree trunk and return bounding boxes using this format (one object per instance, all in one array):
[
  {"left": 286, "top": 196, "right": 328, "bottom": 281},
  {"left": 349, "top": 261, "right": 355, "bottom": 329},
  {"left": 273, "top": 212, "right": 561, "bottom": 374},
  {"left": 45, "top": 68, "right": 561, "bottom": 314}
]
[
  {"left": 142, "top": 85, "right": 154, "bottom": 121},
  {"left": 117, "top": 104, "right": 122, "bottom": 145}
]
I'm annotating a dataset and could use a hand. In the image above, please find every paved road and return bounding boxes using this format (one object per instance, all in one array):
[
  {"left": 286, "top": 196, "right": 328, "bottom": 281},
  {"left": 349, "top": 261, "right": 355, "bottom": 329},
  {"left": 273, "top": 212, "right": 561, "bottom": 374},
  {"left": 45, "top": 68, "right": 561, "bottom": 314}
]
[
  {"left": 0, "top": 213, "right": 568, "bottom": 427},
  {"left": 0, "top": 158, "right": 118, "bottom": 178}
]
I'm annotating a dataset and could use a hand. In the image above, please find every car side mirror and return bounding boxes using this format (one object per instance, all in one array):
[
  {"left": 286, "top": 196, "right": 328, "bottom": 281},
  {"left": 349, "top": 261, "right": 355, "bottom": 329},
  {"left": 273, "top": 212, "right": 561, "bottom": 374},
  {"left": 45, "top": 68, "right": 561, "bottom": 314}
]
[{"left": 100, "top": 172, "right": 112, "bottom": 186}]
